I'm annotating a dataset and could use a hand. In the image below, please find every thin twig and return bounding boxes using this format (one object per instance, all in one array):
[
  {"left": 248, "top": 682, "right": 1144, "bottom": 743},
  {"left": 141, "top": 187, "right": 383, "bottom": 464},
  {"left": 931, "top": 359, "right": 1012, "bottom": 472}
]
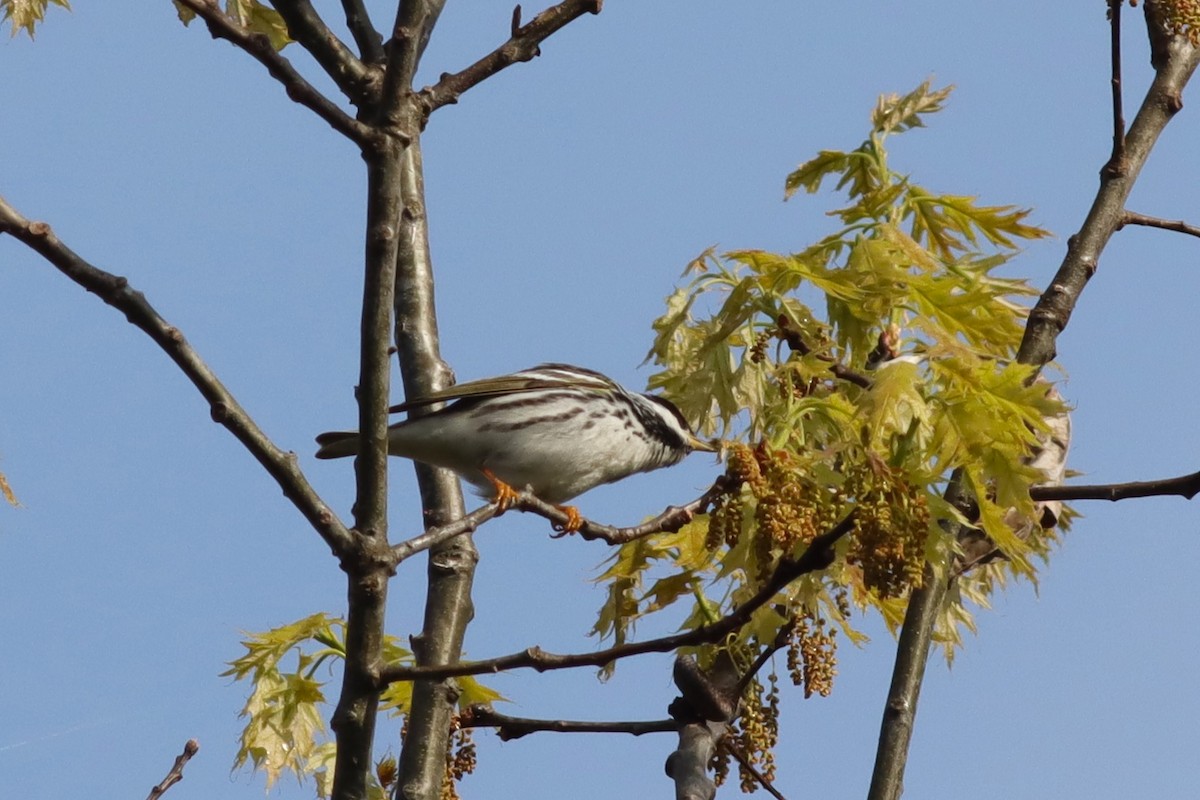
[
  {"left": 419, "top": 0, "right": 603, "bottom": 115},
  {"left": 722, "top": 740, "right": 789, "bottom": 800},
  {"left": 0, "top": 197, "right": 355, "bottom": 557},
  {"left": 736, "top": 620, "right": 794, "bottom": 696},
  {"left": 146, "top": 740, "right": 199, "bottom": 800},
  {"left": 339, "top": 0, "right": 384, "bottom": 63},
  {"left": 1119, "top": 209, "right": 1200, "bottom": 239},
  {"left": 389, "top": 478, "right": 730, "bottom": 564},
  {"left": 1031, "top": 469, "right": 1200, "bottom": 502},
  {"left": 378, "top": 514, "right": 855, "bottom": 685},
  {"left": 532, "top": 477, "right": 731, "bottom": 544},
  {"left": 1108, "top": 0, "right": 1127, "bottom": 172},
  {"left": 776, "top": 315, "right": 872, "bottom": 389},
  {"left": 173, "top": 0, "right": 372, "bottom": 144},
  {"left": 271, "top": 0, "right": 379, "bottom": 104},
  {"left": 459, "top": 705, "right": 675, "bottom": 740}
]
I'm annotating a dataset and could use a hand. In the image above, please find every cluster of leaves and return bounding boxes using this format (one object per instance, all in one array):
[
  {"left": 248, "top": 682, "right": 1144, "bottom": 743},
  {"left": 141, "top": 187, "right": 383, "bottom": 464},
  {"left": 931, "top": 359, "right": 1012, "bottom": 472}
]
[
  {"left": 594, "top": 83, "right": 1068, "bottom": 768},
  {"left": 224, "top": 613, "right": 498, "bottom": 798}
]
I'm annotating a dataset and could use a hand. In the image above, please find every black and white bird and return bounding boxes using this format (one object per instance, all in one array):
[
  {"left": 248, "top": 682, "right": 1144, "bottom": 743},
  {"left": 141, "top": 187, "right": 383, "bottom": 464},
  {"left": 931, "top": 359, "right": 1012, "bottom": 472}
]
[{"left": 315, "top": 363, "right": 715, "bottom": 526}]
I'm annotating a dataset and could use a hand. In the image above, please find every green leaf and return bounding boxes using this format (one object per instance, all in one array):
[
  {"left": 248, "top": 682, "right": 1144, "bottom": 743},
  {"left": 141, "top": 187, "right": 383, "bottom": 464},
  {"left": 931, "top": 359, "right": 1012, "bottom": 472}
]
[
  {"left": 225, "top": 0, "right": 292, "bottom": 50},
  {"left": 3, "top": 0, "right": 70, "bottom": 38},
  {"left": 172, "top": 0, "right": 195, "bottom": 25},
  {"left": 785, "top": 149, "right": 852, "bottom": 198},
  {"left": 857, "top": 358, "right": 928, "bottom": 452},
  {"left": 872, "top": 80, "right": 954, "bottom": 136}
]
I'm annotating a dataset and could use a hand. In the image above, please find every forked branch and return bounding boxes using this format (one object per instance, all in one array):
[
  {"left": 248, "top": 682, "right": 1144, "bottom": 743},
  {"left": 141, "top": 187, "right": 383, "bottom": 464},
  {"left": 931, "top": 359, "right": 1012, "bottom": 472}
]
[
  {"left": 271, "top": 0, "right": 379, "bottom": 103},
  {"left": 173, "top": 0, "right": 372, "bottom": 143},
  {"left": 419, "top": 0, "right": 603, "bottom": 114}
]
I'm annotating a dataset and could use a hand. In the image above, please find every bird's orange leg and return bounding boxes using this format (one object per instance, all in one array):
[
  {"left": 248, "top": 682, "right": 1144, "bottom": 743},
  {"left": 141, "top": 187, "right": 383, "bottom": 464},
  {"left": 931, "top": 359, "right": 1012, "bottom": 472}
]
[
  {"left": 553, "top": 504, "right": 584, "bottom": 534},
  {"left": 482, "top": 469, "right": 521, "bottom": 513}
]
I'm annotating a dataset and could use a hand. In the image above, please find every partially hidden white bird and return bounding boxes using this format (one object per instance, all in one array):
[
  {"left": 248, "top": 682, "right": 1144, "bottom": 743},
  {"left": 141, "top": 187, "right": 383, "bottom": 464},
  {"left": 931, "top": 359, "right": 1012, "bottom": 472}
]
[{"left": 315, "top": 363, "right": 716, "bottom": 529}]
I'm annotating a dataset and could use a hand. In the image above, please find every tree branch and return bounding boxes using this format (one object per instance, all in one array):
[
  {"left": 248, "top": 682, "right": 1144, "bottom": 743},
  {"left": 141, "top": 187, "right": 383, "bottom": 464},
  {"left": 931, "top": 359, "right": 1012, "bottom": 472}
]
[
  {"left": 776, "top": 314, "right": 873, "bottom": 389},
  {"left": 524, "top": 477, "right": 730, "bottom": 544},
  {"left": 378, "top": 514, "right": 854, "bottom": 684},
  {"left": 722, "top": 741, "right": 789, "bottom": 800},
  {"left": 666, "top": 721, "right": 724, "bottom": 800},
  {"left": 419, "top": 0, "right": 603, "bottom": 115},
  {"left": 0, "top": 196, "right": 355, "bottom": 556},
  {"left": 869, "top": 15, "right": 1200, "bottom": 800},
  {"left": 388, "top": 478, "right": 725, "bottom": 569},
  {"left": 390, "top": 504, "right": 499, "bottom": 564},
  {"left": 1017, "top": 10, "right": 1200, "bottom": 367},
  {"left": 379, "top": 0, "right": 447, "bottom": 122},
  {"left": 173, "top": 0, "right": 371, "bottom": 143},
  {"left": 1119, "top": 209, "right": 1200, "bottom": 239},
  {"left": 270, "top": 0, "right": 379, "bottom": 104},
  {"left": 145, "top": 739, "right": 199, "bottom": 800},
  {"left": 459, "top": 705, "right": 675, "bottom": 740},
  {"left": 1107, "top": 0, "right": 1127, "bottom": 172},
  {"left": 866, "top": 478, "right": 970, "bottom": 800},
  {"left": 327, "top": 134, "right": 408, "bottom": 800},
  {"left": 339, "top": 0, "right": 384, "bottom": 64},
  {"left": 386, "top": 45, "right": 475, "bottom": 800},
  {"left": 1031, "top": 469, "right": 1200, "bottom": 502}
]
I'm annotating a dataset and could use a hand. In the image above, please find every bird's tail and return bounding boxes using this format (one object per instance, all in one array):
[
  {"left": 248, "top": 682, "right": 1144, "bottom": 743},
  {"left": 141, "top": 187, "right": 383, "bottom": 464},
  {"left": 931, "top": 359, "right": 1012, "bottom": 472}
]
[{"left": 314, "top": 431, "right": 360, "bottom": 459}]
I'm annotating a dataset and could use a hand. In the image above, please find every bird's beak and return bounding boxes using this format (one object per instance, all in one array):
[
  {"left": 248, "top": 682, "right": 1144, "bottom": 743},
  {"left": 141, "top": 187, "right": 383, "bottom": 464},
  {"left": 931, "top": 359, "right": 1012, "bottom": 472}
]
[{"left": 688, "top": 434, "right": 719, "bottom": 453}]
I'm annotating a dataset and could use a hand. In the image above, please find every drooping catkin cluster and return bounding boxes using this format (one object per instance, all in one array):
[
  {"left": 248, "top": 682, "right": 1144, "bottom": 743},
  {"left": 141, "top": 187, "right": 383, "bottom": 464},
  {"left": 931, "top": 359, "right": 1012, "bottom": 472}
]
[
  {"left": 786, "top": 609, "right": 839, "bottom": 698},
  {"left": 710, "top": 674, "right": 781, "bottom": 792},
  {"left": 708, "top": 442, "right": 844, "bottom": 580},
  {"left": 440, "top": 717, "right": 477, "bottom": 800},
  {"left": 845, "top": 465, "right": 931, "bottom": 598}
]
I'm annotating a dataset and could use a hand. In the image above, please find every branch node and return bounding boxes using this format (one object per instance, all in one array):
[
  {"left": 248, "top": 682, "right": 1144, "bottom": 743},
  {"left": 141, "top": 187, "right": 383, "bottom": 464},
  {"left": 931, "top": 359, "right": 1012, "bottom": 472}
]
[{"left": 28, "top": 220, "right": 52, "bottom": 237}]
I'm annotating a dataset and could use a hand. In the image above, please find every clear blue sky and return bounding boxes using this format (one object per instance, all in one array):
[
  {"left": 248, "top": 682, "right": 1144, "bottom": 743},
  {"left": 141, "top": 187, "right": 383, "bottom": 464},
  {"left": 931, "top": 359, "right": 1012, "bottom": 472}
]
[{"left": 3, "top": 2, "right": 1199, "bottom": 798}]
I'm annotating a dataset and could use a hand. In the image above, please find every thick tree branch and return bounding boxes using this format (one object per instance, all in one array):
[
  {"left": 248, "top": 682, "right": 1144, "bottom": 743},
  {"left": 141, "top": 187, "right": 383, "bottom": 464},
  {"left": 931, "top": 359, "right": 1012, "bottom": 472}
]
[
  {"left": 327, "top": 132, "right": 407, "bottom": 800},
  {"left": 1119, "top": 209, "right": 1200, "bottom": 238},
  {"left": 145, "top": 739, "right": 199, "bottom": 800},
  {"left": 389, "top": 91, "right": 474, "bottom": 800},
  {"left": 1031, "top": 469, "right": 1200, "bottom": 502},
  {"left": 0, "top": 196, "right": 354, "bottom": 556},
  {"left": 459, "top": 705, "right": 675, "bottom": 740},
  {"left": 667, "top": 721, "right": 724, "bottom": 800},
  {"left": 419, "top": 0, "right": 603, "bottom": 115},
  {"left": 379, "top": 0, "right": 447, "bottom": 122},
  {"left": 271, "top": 0, "right": 380, "bottom": 104},
  {"left": 340, "top": 0, "right": 384, "bottom": 64},
  {"left": 867, "top": 478, "right": 971, "bottom": 800},
  {"left": 378, "top": 514, "right": 854, "bottom": 684},
  {"left": 1017, "top": 11, "right": 1200, "bottom": 367},
  {"left": 174, "top": 0, "right": 372, "bottom": 143},
  {"left": 870, "top": 15, "right": 1200, "bottom": 800}
]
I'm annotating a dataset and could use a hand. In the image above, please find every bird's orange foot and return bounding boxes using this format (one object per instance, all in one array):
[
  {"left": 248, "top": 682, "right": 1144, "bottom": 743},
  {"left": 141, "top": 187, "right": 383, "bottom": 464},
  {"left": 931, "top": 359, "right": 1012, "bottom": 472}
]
[
  {"left": 483, "top": 469, "right": 521, "bottom": 513},
  {"left": 552, "top": 504, "right": 583, "bottom": 534}
]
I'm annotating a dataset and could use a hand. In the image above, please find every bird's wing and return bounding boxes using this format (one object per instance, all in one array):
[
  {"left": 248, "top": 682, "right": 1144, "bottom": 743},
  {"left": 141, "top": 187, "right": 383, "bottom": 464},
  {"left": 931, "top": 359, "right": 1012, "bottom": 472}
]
[{"left": 388, "top": 363, "right": 616, "bottom": 414}]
